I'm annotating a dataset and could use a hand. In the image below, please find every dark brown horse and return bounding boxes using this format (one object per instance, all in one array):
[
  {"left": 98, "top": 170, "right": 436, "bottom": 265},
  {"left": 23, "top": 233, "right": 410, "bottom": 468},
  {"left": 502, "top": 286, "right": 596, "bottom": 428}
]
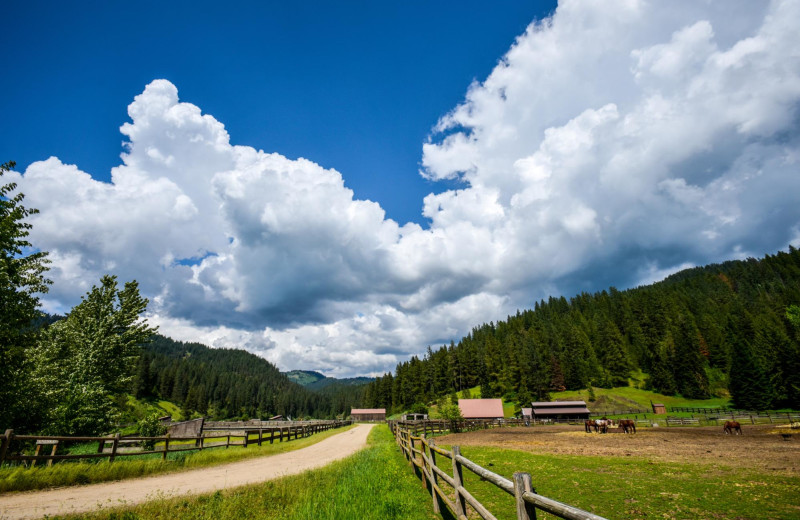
[
  {"left": 585, "top": 420, "right": 597, "bottom": 433},
  {"left": 723, "top": 420, "right": 742, "bottom": 435},
  {"left": 619, "top": 419, "right": 636, "bottom": 434}
]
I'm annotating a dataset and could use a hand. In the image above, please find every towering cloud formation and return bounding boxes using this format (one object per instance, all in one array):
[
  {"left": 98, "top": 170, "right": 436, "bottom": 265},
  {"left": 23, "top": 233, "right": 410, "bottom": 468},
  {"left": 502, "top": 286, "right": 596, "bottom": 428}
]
[{"left": 13, "top": 0, "right": 800, "bottom": 376}]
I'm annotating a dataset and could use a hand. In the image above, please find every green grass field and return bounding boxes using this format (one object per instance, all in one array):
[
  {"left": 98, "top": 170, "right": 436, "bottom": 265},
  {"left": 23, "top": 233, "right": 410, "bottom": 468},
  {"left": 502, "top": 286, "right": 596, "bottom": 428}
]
[
  {"left": 434, "top": 444, "right": 799, "bottom": 520},
  {"left": 52, "top": 426, "right": 438, "bottom": 520},
  {"left": 0, "top": 425, "right": 356, "bottom": 493}
]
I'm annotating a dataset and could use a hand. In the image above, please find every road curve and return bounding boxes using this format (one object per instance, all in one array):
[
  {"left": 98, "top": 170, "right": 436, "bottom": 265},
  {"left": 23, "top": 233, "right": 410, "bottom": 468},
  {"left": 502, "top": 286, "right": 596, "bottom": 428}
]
[{"left": 0, "top": 423, "right": 375, "bottom": 520}]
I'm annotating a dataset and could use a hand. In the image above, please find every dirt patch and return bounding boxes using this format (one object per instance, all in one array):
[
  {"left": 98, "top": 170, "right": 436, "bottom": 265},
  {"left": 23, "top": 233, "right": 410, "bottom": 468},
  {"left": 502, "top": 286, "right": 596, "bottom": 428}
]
[{"left": 436, "top": 424, "right": 800, "bottom": 474}]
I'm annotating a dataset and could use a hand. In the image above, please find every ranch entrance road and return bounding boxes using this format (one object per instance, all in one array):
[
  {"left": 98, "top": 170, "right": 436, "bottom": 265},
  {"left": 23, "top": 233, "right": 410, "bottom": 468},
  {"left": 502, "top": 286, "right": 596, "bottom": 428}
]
[{"left": 0, "top": 424, "right": 375, "bottom": 520}]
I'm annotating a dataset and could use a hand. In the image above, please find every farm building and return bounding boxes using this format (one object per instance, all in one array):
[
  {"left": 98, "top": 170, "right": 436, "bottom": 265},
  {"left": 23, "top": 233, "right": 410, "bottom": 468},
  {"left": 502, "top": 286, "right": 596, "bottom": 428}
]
[
  {"left": 652, "top": 403, "right": 667, "bottom": 415},
  {"left": 350, "top": 408, "right": 386, "bottom": 422},
  {"left": 530, "top": 401, "right": 590, "bottom": 421},
  {"left": 402, "top": 413, "right": 428, "bottom": 421},
  {"left": 458, "top": 399, "right": 504, "bottom": 420}
]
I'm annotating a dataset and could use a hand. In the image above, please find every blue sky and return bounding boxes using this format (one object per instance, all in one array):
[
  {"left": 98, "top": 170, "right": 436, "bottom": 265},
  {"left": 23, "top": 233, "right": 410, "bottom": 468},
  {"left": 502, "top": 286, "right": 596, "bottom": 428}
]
[
  {"left": 3, "top": 1, "right": 799, "bottom": 376},
  {"left": 1, "top": 0, "right": 556, "bottom": 226}
]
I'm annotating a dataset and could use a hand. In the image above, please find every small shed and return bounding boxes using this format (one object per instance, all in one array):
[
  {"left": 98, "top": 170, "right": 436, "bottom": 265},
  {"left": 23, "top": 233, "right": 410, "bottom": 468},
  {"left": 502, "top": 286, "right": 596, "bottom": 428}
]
[
  {"left": 402, "top": 413, "right": 428, "bottom": 421},
  {"left": 530, "top": 401, "right": 590, "bottom": 421},
  {"left": 458, "top": 399, "right": 504, "bottom": 420},
  {"left": 350, "top": 408, "right": 386, "bottom": 422},
  {"left": 652, "top": 403, "right": 667, "bottom": 415},
  {"left": 521, "top": 407, "right": 532, "bottom": 419}
]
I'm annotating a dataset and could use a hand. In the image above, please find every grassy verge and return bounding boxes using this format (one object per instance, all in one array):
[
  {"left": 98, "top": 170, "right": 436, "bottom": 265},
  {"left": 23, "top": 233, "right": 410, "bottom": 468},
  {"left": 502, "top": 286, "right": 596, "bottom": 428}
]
[
  {"left": 0, "top": 425, "right": 356, "bottom": 493},
  {"left": 54, "top": 425, "right": 439, "bottom": 520},
  {"left": 433, "top": 444, "right": 800, "bottom": 520}
]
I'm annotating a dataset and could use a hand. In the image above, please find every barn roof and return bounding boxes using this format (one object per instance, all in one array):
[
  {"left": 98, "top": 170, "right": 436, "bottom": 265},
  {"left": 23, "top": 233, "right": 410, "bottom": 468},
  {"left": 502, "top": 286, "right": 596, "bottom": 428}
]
[
  {"left": 531, "top": 401, "right": 587, "bottom": 407},
  {"left": 458, "top": 399, "right": 504, "bottom": 418},
  {"left": 350, "top": 408, "right": 386, "bottom": 414}
]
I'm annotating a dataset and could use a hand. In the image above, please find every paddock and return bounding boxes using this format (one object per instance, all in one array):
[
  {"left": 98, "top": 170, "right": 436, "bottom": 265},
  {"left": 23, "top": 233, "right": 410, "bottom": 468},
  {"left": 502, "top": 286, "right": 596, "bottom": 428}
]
[{"left": 436, "top": 423, "right": 800, "bottom": 474}]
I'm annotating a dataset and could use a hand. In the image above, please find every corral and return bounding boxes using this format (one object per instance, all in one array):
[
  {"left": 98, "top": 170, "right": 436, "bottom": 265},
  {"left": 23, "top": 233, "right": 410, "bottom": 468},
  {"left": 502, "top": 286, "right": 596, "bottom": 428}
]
[{"left": 436, "top": 424, "right": 800, "bottom": 473}]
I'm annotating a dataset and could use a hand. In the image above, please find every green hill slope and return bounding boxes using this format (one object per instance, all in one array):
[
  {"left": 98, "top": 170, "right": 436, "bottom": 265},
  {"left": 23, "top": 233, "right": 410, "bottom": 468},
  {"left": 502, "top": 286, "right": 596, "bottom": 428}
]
[{"left": 363, "top": 248, "right": 800, "bottom": 414}]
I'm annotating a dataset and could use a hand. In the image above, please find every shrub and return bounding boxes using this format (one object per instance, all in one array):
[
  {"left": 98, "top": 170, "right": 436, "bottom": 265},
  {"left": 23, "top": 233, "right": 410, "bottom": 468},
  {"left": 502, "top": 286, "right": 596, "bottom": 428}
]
[{"left": 137, "top": 413, "right": 167, "bottom": 450}]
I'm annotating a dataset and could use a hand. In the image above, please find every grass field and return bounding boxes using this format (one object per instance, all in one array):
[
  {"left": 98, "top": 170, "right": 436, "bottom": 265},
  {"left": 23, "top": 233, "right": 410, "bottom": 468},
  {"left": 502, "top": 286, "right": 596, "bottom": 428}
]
[
  {"left": 0, "top": 425, "right": 356, "bottom": 493},
  {"left": 52, "top": 426, "right": 439, "bottom": 520},
  {"left": 436, "top": 443, "right": 799, "bottom": 520}
]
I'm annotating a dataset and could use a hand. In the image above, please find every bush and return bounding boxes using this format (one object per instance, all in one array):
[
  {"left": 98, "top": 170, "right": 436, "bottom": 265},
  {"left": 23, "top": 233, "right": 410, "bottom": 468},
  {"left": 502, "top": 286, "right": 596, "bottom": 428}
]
[{"left": 137, "top": 413, "right": 167, "bottom": 450}]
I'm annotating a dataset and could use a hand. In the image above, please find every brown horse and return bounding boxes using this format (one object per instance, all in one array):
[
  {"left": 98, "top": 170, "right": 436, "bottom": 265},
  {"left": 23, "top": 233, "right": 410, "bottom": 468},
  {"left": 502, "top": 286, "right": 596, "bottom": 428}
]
[
  {"left": 585, "top": 420, "right": 597, "bottom": 433},
  {"left": 723, "top": 420, "right": 742, "bottom": 435},
  {"left": 619, "top": 419, "right": 636, "bottom": 434}
]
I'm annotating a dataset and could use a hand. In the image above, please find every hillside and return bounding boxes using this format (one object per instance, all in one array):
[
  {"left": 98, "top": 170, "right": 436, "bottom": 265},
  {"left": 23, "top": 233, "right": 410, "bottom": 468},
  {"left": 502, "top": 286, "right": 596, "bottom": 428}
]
[
  {"left": 363, "top": 248, "right": 800, "bottom": 413},
  {"left": 134, "top": 335, "right": 364, "bottom": 420},
  {"left": 285, "top": 370, "right": 327, "bottom": 386}
]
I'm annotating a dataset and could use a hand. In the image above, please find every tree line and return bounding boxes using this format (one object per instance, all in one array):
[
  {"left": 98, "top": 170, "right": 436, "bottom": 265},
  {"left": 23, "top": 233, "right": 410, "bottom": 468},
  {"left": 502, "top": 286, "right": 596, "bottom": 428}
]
[{"left": 363, "top": 248, "right": 800, "bottom": 413}]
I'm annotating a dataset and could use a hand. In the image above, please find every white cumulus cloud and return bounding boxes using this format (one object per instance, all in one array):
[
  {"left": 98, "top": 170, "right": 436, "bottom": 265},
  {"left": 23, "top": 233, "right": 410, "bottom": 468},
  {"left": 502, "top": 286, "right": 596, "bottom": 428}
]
[{"left": 13, "top": 0, "right": 800, "bottom": 376}]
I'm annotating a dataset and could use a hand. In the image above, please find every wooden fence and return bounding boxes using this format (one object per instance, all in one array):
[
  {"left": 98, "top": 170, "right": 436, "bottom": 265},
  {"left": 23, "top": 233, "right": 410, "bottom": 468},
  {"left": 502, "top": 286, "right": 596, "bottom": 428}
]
[
  {"left": 0, "top": 420, "right": 349, "bottom": 467},
  {"left": 392, "top": 421, "right": 608, "bottom": 520}
]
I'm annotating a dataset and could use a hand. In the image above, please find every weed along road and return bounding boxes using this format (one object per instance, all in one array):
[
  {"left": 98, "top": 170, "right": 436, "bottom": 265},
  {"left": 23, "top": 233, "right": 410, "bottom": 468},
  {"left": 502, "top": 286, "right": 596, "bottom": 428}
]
[{"left": 0, "top": 424, "right": 375, "bottom": 520}]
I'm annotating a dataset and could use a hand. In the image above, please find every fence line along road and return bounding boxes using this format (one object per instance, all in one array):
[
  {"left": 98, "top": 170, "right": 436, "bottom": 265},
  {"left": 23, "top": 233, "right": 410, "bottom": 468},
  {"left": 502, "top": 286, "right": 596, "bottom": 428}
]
[
  {"left": 392, "top": 420, "right": 608, "bottom": 520},
  {"left": 0, "top": 420, "right": 350, "bottom": 467}
]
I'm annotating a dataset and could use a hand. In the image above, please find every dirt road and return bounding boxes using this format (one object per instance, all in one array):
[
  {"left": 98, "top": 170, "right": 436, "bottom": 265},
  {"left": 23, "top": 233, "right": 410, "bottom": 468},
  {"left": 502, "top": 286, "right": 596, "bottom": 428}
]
[{"left": 0, "top": 423, "right": 374, "bottom": 520}]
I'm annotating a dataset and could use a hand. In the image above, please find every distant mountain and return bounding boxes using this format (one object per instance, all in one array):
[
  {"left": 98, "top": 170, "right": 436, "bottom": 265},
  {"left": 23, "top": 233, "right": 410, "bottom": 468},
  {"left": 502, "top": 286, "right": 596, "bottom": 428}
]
[
  {"left": 285, "top": 370, "right": 326, "bottom": 386},
  {"left": 284, "top": 370, "right": 371, "bottom": 391},
  {"left": 306, "top": 376, "right": 373, "bottom": 391}
]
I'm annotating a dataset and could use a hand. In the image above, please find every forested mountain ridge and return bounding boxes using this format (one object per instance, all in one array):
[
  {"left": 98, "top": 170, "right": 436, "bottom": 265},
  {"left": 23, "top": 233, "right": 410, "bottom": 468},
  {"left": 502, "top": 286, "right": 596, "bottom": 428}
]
[
  {"left": 363, "top": 247, "right": 800, "bottom": 412},
  {"left": 132, "top": 336, "right": 364, "bottom": 420}
]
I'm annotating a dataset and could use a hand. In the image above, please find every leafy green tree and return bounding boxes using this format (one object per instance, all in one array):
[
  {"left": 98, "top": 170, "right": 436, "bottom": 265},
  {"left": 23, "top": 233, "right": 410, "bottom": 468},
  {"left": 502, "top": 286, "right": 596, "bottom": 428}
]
[
  {"left": 32, "top": 275, "right": 157, "bottom": 435},
  {"left": 0, "top": 161, "right": 51, "bottom": 431}
]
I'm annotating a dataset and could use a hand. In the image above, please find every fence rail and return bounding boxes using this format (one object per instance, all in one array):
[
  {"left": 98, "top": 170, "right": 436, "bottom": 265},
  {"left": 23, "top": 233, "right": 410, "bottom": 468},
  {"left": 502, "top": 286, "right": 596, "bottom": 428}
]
[
  {"left": 0, "top": 420, "right": 350, "bottom": 467},
  {"left": 392, "top": 421, "right": 608, "bottom": 520}
]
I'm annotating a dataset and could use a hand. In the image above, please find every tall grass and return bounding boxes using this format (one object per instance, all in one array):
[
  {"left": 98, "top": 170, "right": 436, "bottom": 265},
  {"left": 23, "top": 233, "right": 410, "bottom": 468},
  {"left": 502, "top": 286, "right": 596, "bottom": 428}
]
[
  {"left": 53, "top": 425, "right": 439, "bottom": 520},
  {"left": 0, "top": 425, "right": 356, "bottom": 493}
]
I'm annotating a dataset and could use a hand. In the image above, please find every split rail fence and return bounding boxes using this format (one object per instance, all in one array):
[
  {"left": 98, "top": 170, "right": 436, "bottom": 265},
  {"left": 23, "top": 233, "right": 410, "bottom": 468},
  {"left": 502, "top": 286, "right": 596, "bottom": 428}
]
[
  {"left": 392, "top": 421, "right": 608, "bottom": 520},
  {"left": 0, "top": 420, "right": 349, "bottom": 467}
]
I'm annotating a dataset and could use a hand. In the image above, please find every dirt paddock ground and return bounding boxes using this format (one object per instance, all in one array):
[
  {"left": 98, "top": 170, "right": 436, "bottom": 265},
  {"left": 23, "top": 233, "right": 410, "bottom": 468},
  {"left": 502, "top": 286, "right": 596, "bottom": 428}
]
[{"left": 436, "top": 424, "right": 800, "bottom": 474}]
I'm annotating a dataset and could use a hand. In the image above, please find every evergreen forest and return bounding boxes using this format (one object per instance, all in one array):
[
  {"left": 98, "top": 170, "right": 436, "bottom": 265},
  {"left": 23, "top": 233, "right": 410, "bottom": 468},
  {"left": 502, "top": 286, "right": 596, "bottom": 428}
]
[
  {"left": 133, "top": 335, "right": 365, "bottom": 421},
  {"left": 362, "top": 248, "right": 800, "bottom": 413}
]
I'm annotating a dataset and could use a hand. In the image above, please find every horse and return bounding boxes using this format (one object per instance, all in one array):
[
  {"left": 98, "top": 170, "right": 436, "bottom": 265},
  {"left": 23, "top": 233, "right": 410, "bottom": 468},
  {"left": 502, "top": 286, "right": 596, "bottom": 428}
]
[
  {"left": 595, "top": 418, "right": 614, "bottom": 434},
  {"left": 723, "top": 420, "right": 742, "bottom": 435},
  {"left": 584, "top": 420, "right": 597, "bottom": 433},
  {"left": 619, "top": 419, "right": 636, "bottom": 434}
]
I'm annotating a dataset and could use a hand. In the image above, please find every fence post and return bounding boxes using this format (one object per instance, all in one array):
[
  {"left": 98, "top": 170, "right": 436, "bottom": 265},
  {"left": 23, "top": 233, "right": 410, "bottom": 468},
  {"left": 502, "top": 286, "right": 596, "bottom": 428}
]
[
  {"left": 226, "top": 434, "right": 230, "bottom": 448},
  {"left": 109, "top": 433, "right": 120, "bottom": 463},
  {"left": 0, "top": 429, "right": 12, "bottom": 466},
  {"left": 429, "top": 439, "right": 441, "bottom": 514},
  {"left": 451, "top": 446, "right": 468, "bottom": 518},
  {"left": 258, "top": 428, "right": 263, "bottom": 446},
  {"left": 514, "top": 472, "right": 537, "bottom": 520},
  {"left": 163, "top": 434, "right": 170, "bottom": 461}
]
